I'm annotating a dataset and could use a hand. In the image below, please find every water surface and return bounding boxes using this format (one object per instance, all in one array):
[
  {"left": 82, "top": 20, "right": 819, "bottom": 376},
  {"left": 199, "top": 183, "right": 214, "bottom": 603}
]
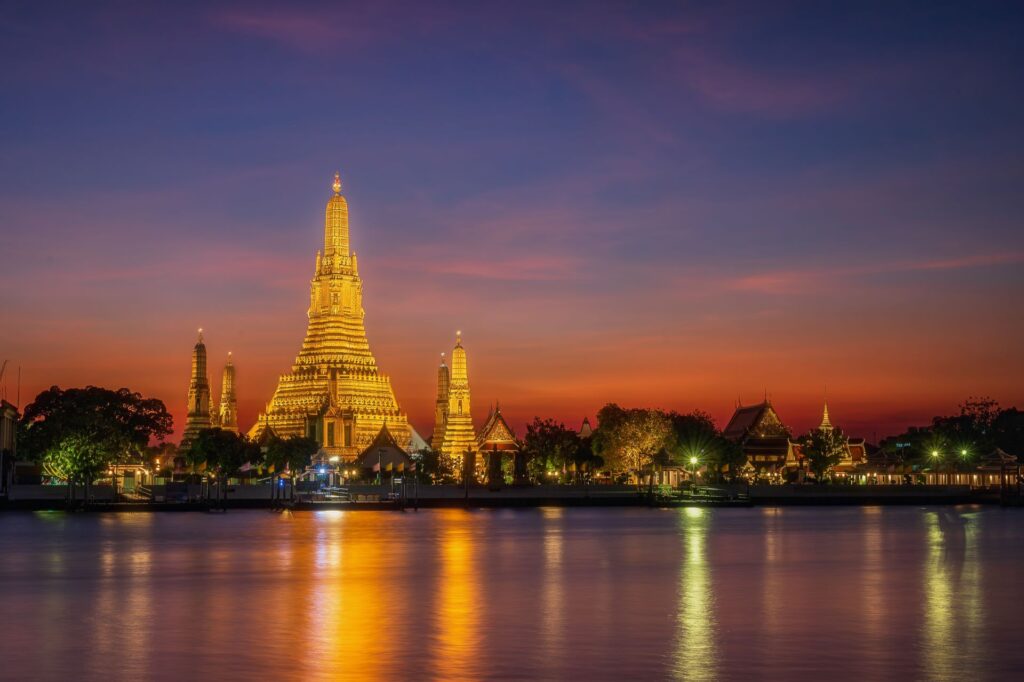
[{"left": 0, "top": 506, "right": 1020, "bottom": 680}]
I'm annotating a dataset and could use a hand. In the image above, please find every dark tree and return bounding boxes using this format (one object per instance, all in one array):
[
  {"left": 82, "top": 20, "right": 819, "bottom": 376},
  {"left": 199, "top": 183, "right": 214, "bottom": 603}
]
[
  {"left": 263, "top": 435, "right": 319, "bottom": 476},
  {"left": 20, "top": 385, "right": 173, "bottom": 486},
  {"left": 413, "top": 448, "right": 456, "bottom": 483},
  {"left": 186, "top": 428, "right": 259, "bottom": 504},
  {"left": 800, "top": 427, "right": 847, "bottom": 481},
  {"left": 521, "top": 418, "right": 581, "bottom": 482}
]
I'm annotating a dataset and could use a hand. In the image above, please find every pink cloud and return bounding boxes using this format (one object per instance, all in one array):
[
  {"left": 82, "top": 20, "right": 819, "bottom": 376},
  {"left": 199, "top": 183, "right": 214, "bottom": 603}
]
[
  {"left": 672, "top": 47, "right": 851, "bottom": 117},
  {"left": 726, "top": 251, "right": 1024, "bottom": 294},
  {"left": 210, "top": 8, "right": 365, "bottom": 52}
]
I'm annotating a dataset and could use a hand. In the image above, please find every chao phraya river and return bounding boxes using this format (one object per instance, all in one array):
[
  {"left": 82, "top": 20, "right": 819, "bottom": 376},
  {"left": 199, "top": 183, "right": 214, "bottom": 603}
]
[{"left": 0, "top": 506, "right": 1021, "bottom": 681}]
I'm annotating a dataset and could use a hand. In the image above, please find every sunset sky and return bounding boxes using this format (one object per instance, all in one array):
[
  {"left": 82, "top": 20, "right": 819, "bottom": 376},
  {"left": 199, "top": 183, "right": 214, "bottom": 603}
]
[{"left": 2, "top": 1, "right": 1022, "bottom": 442}]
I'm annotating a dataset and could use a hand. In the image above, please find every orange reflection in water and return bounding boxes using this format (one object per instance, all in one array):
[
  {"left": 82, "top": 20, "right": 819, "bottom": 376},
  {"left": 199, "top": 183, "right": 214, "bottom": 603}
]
[
  {"left": 292, "top": 510, "right": 412, "bottom": 681},
  {"left": 433, "top": 510, "right": 481, "bottom": 682}
]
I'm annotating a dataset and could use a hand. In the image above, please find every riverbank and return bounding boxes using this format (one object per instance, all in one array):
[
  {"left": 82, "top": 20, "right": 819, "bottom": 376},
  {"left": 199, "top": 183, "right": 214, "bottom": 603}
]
[{"left": 1, "top": 482, "right": 1016, "bottom": 511}]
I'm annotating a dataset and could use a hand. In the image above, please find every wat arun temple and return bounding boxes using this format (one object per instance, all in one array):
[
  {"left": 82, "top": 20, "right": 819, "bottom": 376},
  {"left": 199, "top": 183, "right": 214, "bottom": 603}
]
[{"left": 246, "top": 173, "right": 413, "bottom": 458}]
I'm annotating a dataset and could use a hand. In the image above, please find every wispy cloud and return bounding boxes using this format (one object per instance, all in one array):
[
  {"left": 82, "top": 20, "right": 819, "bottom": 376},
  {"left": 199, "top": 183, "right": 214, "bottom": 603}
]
[{"left": 727, "top": 251, "right": 1024, "bottom": 294}]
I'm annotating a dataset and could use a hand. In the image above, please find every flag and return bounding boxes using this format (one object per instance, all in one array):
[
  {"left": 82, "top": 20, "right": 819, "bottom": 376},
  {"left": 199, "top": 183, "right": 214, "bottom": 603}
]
[
  {"left": 397, "top": 462, "right": 405, "bottom": 473},
  {"left": 373, "top": 462, "right": 380, "bottom": 473},
  {"left": 385, "top": 462, "right": 393, "bottom": 472}
]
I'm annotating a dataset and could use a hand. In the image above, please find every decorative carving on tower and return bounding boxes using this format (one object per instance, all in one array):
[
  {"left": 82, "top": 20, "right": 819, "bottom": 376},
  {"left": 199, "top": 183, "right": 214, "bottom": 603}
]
[
  {"left": 218, "top": 353, "right": 238, "bottom": 433},
  {"left": 438, "top": 331, "right": 477, "bottom": 459},
  {"left": 248, "top": 172, "right": 411, "bottom": 458},
  {"left": 182, "top": 329, "right": 213, "bottom": 446},
  {"left": 431, "top": 353, "right": 450, "bottom": 451}
]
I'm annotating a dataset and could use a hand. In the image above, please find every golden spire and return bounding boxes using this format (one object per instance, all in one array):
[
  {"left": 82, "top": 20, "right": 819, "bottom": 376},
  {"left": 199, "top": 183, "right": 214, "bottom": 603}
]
[
  {"left": 324, "top": 171, "right": 350, "bottom": 257},
  {"left": 819, "top": 402, "right": 833, "bottom": 432},
  {"left": 197, "top": 327, "right": 204, "bottom": 343}
]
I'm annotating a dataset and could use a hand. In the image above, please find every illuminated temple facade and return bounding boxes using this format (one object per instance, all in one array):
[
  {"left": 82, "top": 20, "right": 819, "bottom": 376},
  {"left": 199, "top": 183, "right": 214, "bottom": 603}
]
[
  {"left": 723, "top": 399, "right": 866, "bottom": 478},
  {"left": 212, "top": 352, "right": 238, "bottom": 433},
  {"left": 248, "top": 173, "right": 411, "bottom": 459},
  {"left": 181, "top": 331, "right": 239, "bottom": 444},
  {"left": 181, "top": 330, "right": 213, "bottom": 446},
  {"left": 433, "top": 332, "right": 477, "bottom": 458}
]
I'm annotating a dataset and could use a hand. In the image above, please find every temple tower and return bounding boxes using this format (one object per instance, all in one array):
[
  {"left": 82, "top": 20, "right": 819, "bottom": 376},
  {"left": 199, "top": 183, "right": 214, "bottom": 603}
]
[
  {"left": 438, "top": 331, "right": 477, "bottom": 459},
  {"left": 819, "top": 402, "right": 833, "bottom": 433},
  {"left": 182, "top": 329, "right": 213, "bottom": 445},
  {"left": 249, "top": 173, "right": 411, "bottom": 459},
  {"left": 431, "top": 353, "right": 450, "bottom": 451},
  {"left": 218, "top": 353, "right": 238, "bottom": 433}
]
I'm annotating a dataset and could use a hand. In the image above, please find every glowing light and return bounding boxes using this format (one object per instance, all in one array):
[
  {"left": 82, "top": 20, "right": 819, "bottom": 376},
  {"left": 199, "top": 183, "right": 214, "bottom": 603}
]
[
  {"left": 931, "top": 450, "right": 939, "bottom": 458},
  {"left": 689, "top": 456, "right": 698, "bottom": 465}
]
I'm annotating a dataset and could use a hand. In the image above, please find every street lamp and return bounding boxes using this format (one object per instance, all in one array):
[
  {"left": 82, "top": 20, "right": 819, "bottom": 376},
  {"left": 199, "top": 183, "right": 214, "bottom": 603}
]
[{"left": 689, "top": 455, "right": 699, "bottom": 485}]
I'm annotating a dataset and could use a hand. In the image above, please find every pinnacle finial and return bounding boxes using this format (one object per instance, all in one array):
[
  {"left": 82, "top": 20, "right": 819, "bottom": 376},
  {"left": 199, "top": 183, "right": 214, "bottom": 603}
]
[
  {"left": 332, "top": 171, "right": 341, "bottom": 194},
  {"left": 197, "top": 328, "right": 204, "bottom": 343},
  {"left": 456, "top": 330, "right": 462, "bottom": 346}
]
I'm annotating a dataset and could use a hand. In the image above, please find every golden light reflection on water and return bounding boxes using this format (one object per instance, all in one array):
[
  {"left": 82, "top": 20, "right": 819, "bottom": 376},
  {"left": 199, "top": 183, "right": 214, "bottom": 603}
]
[
  {"left": 923, "top": 510, "right": 982, "bottom": 682},
  {"left": 542, "top": 508, "right": 566, "bottom": 669},
  {"left": 434, "top": 510, "right": 481, "bottom": 682},
  {"left": 673, "top": 507, "right": 716, "bottom": 681},
  {"left": 90, "top": 514, "right": 155, "bottom": 678},
  {"left": 302, "top": 511, "right": 411, "bottom": 681},
  {"left": 3, "top": 508, "right": 1021, "bottom": 680},
  {"left": 861, "top": 507, "right": 885, "bottom": 649}
]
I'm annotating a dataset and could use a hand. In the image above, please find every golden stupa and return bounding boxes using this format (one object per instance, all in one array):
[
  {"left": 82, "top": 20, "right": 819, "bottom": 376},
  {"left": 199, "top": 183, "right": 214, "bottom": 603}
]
[
  {"left": 435, "top": 331, "right": 477, "bottom": 458},
  {"left": 249, "top": 173, "right": 411, "bottom": 459}
]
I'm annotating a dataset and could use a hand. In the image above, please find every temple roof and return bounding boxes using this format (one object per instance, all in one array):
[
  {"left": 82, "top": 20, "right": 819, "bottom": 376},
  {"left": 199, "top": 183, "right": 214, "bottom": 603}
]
[
  {"left": 355, "top": 422, "right": 411, "bottom": 468},
  {"left": 478, "top": 404, "right": 517, "bottom": 449},
  {"left": 979, "top": 448, "right": 1019, "bottom": 468},
  {"left": 723, "top": 401, "right": 788, "bottom": 441}
]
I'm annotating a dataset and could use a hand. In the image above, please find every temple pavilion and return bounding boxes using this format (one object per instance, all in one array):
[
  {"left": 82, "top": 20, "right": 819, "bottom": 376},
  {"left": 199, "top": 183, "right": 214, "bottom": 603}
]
[{"left": 723, "top": 399, "right": 867, "bottom": 479}]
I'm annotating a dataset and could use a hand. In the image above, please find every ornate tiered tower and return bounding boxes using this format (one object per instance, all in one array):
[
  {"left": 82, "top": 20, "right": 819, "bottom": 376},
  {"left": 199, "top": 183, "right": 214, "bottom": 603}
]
[
  {"left": 438, "top": 331, "right": 477, "bottom": 458},
  {"left": 249, "top": 173, "right": 411, "bottom": 459},
  {"left": 217, "top": 353, "right": 238, "bottom": 433},
  {"left": 818, "top": 402, "right": 833, "bottom": 433},
  {"left": 182, "top": 329, "right": 213, "bottom": 446},
  {"left": 430, "top": 353, "right": 450, "bottom": 451}
]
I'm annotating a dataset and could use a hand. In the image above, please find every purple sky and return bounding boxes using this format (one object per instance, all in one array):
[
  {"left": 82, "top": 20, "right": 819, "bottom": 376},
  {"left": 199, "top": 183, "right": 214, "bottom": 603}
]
[{"left": 2, "top": 1, "right": 1023, "bottom": 441}]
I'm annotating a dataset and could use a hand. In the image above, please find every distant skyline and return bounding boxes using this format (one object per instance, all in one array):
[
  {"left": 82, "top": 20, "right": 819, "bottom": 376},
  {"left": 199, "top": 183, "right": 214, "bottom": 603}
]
[{"left": 2, "top": 1, "right": 1023, "bottom": 441}]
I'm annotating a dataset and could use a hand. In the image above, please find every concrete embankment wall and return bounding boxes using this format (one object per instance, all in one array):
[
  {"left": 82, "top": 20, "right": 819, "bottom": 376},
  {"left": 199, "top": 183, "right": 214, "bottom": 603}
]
[{"left": 1, "top": 483, "right": 1002, "bottom": 510}]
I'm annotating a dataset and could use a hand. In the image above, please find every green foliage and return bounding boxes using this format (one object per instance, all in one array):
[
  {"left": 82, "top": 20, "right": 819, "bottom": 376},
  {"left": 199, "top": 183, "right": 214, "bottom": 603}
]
[
  {"left": 413, "top": 448, "right": 456, "bottom": 483},
  {"left": 800, "top": 427, "right": 847, "bottom": 480},
  {"left": 522, "top": 418, "right": 581, "bottom": 481},
  {"left": 186, "top": 428, "right": 258, "bottom": 479},
  {"left": 44, "top": 434, "right": 110, "bottom": 483},
  {"left": 880, "top": 398, "right": 1024, "bottom": 467},
  {"left": 591, "top": 404, "right": 674, "bottom": 478},
  {"left": 261, "top": 435, "right": 318, "bottom": 475},
  {"left": 664, "top": 410, "right": 745, "bottom": 481},
  {"left": 20, "top": 385, "right": 173, "bottom": 482}
]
